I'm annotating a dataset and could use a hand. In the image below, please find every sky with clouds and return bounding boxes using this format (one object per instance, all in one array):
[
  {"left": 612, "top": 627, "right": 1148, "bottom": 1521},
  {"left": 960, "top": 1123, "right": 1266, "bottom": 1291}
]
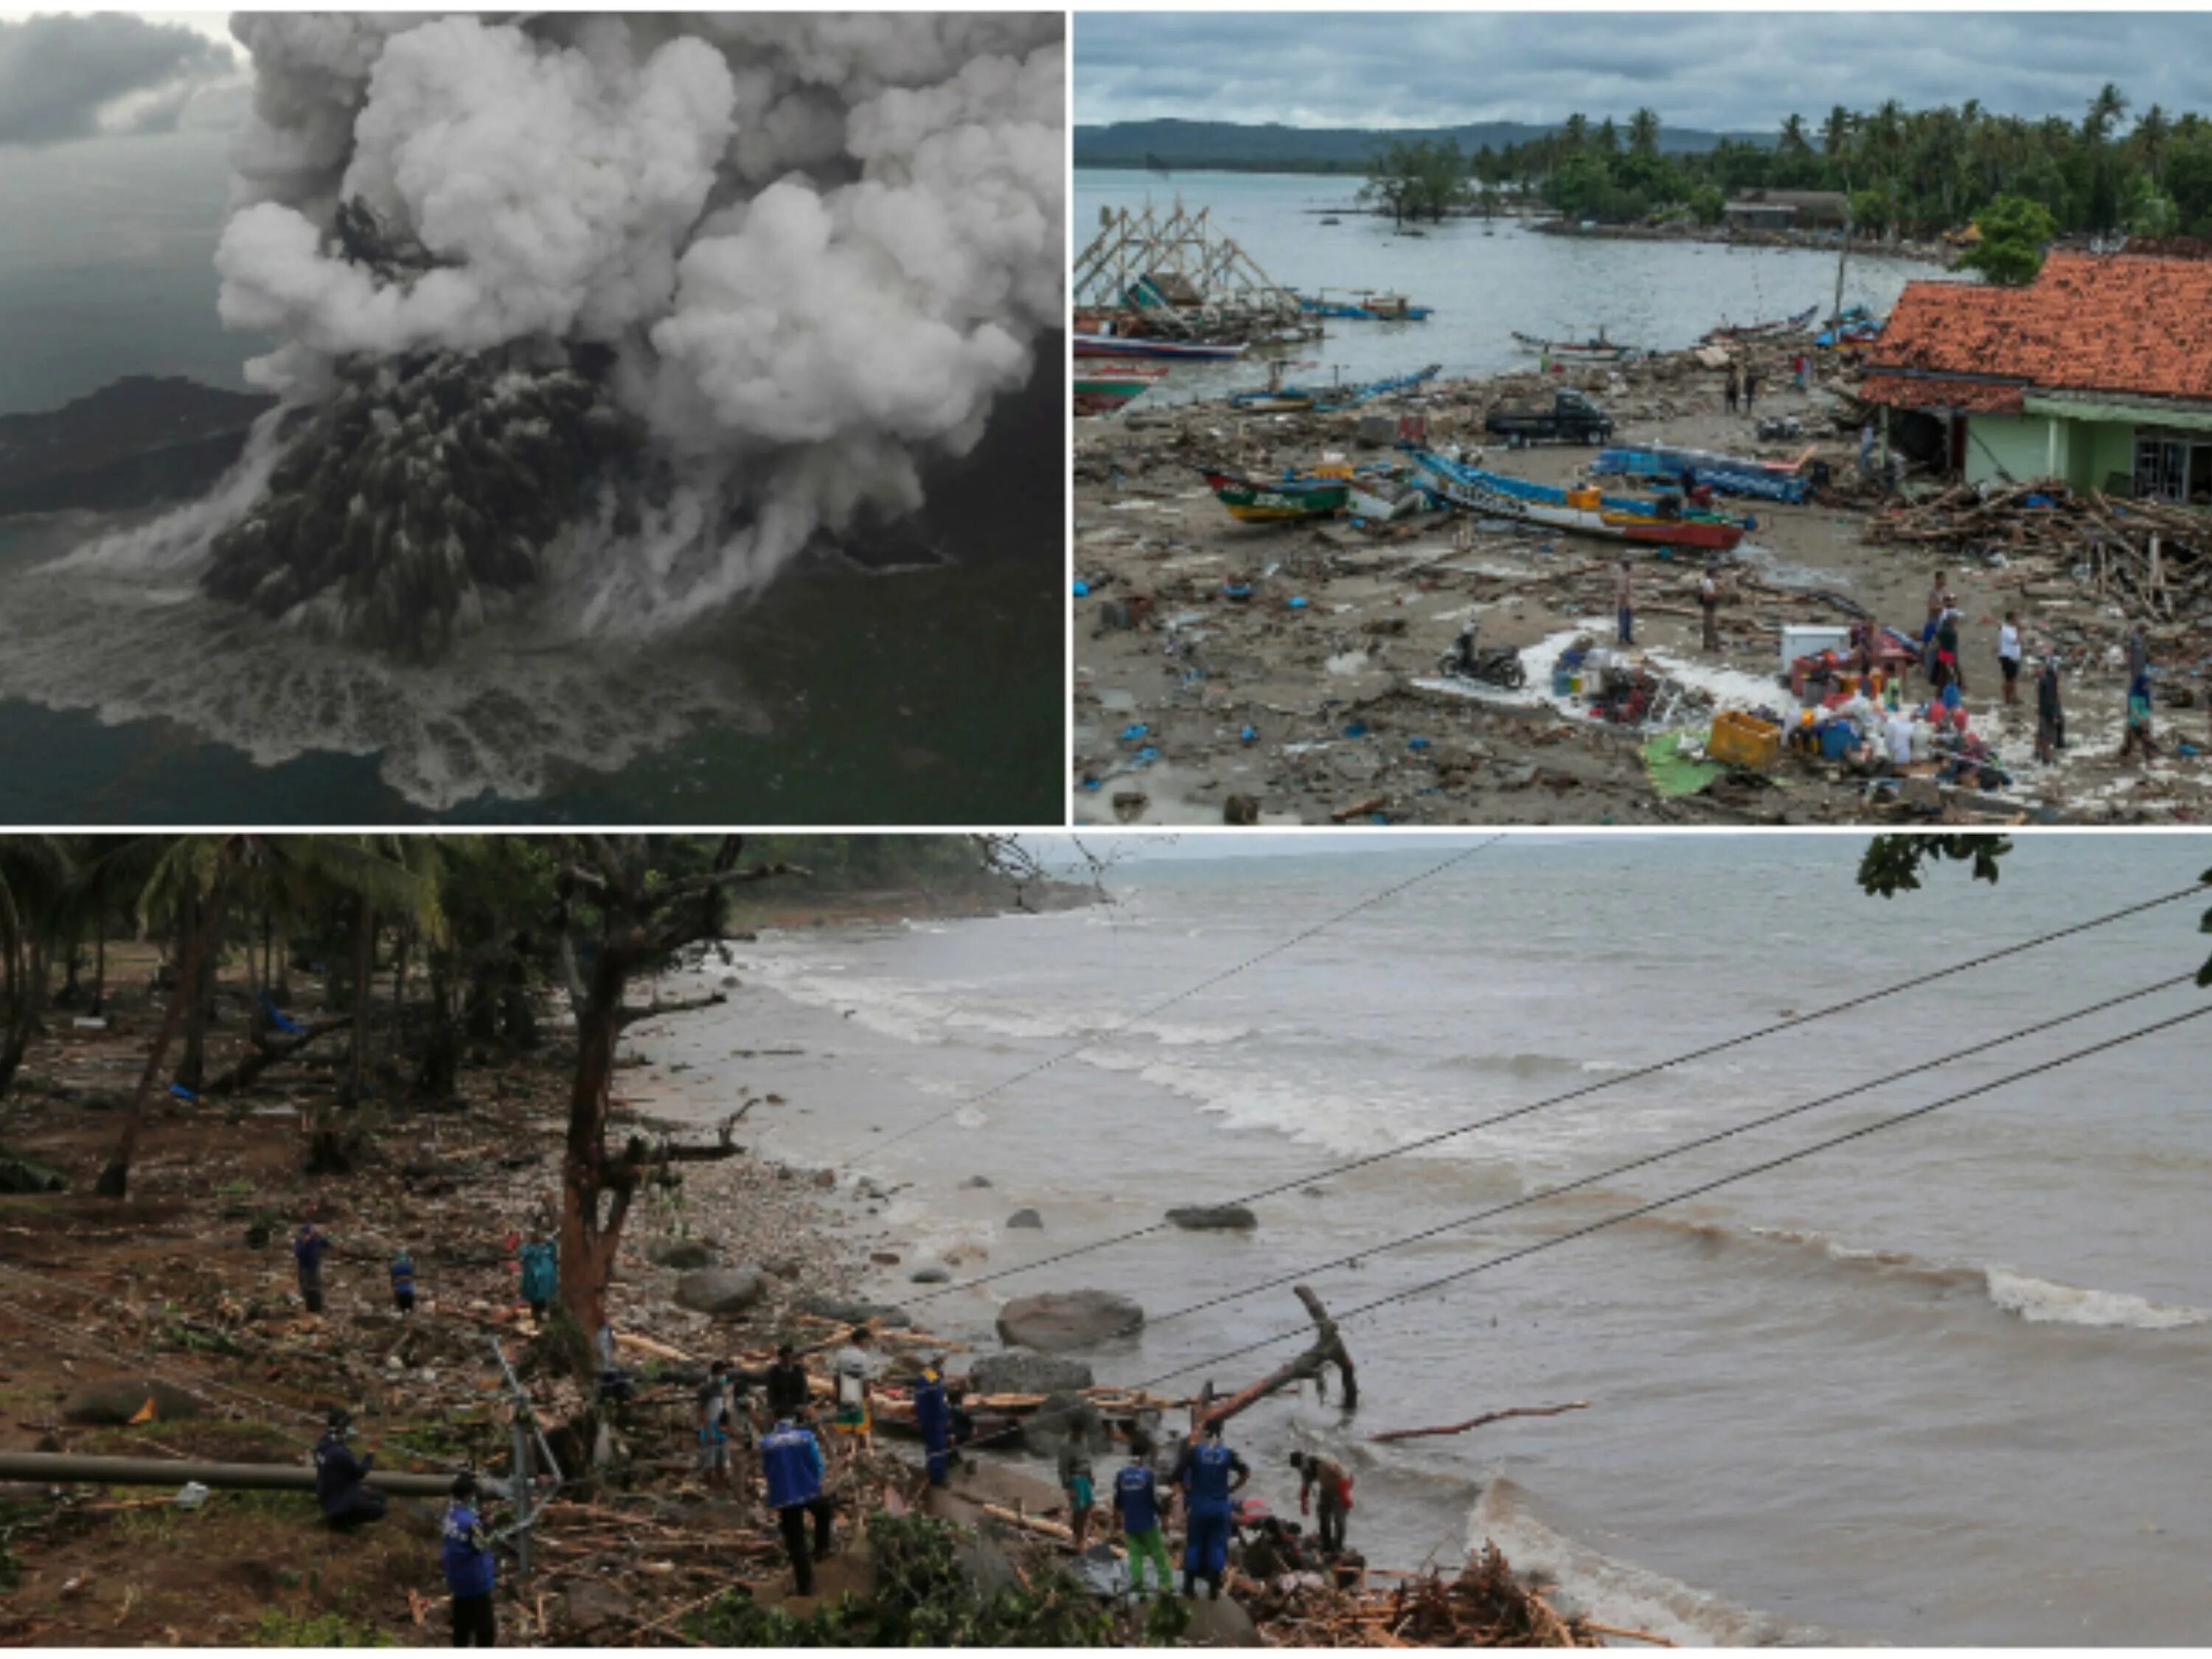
[
  {"left": 0, "top": 10, "right": 243, "bottom": 147},
  {"left": 1076, "top": 12, "right": 2212, "bottom": 134}
]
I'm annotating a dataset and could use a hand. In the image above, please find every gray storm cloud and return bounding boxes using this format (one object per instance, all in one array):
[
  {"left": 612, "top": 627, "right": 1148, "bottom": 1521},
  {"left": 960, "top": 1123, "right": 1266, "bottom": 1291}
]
[
  {"left": 134, "top": 12, "right": 1065, "bottom": 650},
  {"left": 0, "top": 12, "right": 239, "bottom": 146}
]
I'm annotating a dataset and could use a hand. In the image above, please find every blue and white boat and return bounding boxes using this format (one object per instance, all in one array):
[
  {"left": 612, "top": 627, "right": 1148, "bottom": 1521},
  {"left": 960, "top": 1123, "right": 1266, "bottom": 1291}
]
[{"left": 1595, "top": 445, "right": 1828, "bottom": 504}]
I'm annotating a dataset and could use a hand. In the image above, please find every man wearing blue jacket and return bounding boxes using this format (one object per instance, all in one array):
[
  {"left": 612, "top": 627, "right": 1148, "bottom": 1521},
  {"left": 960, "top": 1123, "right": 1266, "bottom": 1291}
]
[
  {"left": 1172, "top": 1419, "right": 1249, "bottom": 1601},
  {"left": 911, "top": 1360, "right": 952, "bottom": 1488},
  {"left": 760, "top": 1411, "right": 836, "bottom": 1596},
  {"left": 442, "top": 1472, "right": 498, "bottom": 1646},
  {"left": 313, "top": 1409, "right": 387, "bottom": 1529}
]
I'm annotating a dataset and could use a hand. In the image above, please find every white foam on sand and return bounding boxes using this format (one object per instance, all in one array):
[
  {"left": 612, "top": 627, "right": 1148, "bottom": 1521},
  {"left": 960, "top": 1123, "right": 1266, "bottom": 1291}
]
[
  {"left": 1983, "top": 1267, "right": 2212, "bottom": 1331},
  {"left": 1467, "top": 1478, "right": 1818, "bottom": 1647}
]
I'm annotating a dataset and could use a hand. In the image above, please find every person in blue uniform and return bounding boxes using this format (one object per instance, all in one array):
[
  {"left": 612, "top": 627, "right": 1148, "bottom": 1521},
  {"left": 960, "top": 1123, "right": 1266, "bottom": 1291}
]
[
  {"left": 1172, "top": 1419, "right": 1248, "bottom": 1600},
  {"left": 911, "top": 1359, "right": 953, "bottom": 1487},
  {"left": 1113, "top": 1447, "right": 1172, "bottom": 1596},
  {"left": 759, "top": 1411, "right": 837, "bottom": 1596},
  {"left": 390, "top": 1248, "right": 417, "bottom": 1315},
  {"left": 313, "top": 1409, "right": 387, "bottom": 1529},
  {"left": 441, "top": 1472, "right": 498, "bottom": 1646}
]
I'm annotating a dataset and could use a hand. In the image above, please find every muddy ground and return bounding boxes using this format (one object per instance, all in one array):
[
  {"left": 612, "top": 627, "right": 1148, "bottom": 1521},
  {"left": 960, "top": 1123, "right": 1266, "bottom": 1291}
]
[
  {"left": 0, "top": 937, "right": 957, "bottom": 1646},
  {"left": 1074, "top": 347, "right": 2212, "bottom": 826}
]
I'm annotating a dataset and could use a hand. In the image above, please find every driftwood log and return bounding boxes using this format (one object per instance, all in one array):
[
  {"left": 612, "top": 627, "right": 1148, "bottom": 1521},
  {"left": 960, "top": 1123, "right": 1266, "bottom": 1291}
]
[
  {"left": 1194, "top": 1284, "right": 1357, "bottom": 1432},
  {"left": 1369, "top": 1401, "right": 1589, "bottom": 1444}
]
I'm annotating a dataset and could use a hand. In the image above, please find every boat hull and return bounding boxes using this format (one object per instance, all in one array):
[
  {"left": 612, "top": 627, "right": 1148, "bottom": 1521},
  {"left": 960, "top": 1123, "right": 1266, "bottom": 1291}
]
[
  {"left": 1074, "top": 333, "right": 1246, "bottom": 361},
  {"left": 1596, "top": 445, "right": 1817, "bottom": 504},
  {"left": 1200, "top": 470, "right": 1349, "bottom": 523},
  {"left": 1405, "top": 449, "right": 1746, "bottom": 551}
]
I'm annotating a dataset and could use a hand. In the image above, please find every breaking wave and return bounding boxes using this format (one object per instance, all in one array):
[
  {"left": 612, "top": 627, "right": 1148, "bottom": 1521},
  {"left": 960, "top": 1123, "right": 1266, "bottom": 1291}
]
[
  {"left": 1982, "top": 1268, "right": 2212, "bottom": 1331},
  {"left": 1467, "top": 1478, "right": 1820, "bottom": 1646}
]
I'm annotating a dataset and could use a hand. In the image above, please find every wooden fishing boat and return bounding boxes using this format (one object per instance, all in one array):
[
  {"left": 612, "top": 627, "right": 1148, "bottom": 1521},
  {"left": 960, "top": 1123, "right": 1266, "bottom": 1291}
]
[
  {"left": 1199, "top": 467, "right": 1350, "bottom": 524},
  {"left": 1074, "top": 332, "right": 1246, "bottom": 361},
  {"left": 1231, "top": 361, "right": 1441, "bottom": 415},
  {"left": 1594, "top": 444, "right": 1827, "bottom": 504},
  {"left": 1404, "top": 448, "right": 1748, "bottom": 550},
  {"left": 1511, "top": 329, "right": 1638, "bottom": 363},
  {"left": 1074, "top": 362, "right": 1171, "bottom": 416},
  {"left": 1700, "top": 305, "right": 1819, "bottom": 344}
]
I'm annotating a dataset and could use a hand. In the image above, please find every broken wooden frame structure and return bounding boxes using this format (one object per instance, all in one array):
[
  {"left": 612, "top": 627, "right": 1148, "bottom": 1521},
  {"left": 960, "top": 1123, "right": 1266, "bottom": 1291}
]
[{"left": 1074, "top": 201, "right": 1314, "bottom": 343}]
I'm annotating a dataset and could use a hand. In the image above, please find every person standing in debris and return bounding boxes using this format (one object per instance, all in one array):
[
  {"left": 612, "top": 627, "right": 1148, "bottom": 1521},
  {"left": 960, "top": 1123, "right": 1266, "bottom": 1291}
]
[
  {"left": 2036, "top": 655, "right": 2066, "bottom": 764},
  {"left": 595, "top": 1323, "right": 635, "bottom": 1405},
  {"left": 1114, "top": 1444, "right": 1172, "bottom": 1597},
  {"left": 1174, "top": 1419, "right": 1250, "bottom": 1601},
  {"left": 1289, "top": 1450, "right": 1354, "bottom": 1557},
  {"left": 831, "top": 1327, "right": 877, "bottom": 1461},
  {"left": 313, "top": 1409, "right": 387, "bottom": 1529},
  {"left": 1793, "top": 352, "right": 1809, "bottom": 393},
  {"left": 442, "top": 1472, "right": 498, "bottom": 1647},
  {"left": 765, "top": 1341, "right": 812, "bottom": 1425},
  {"left": 697, "top": 1359, "right": 734, "bottom": 1492},
  {"left": 2125, "top": 623, "right": 2152, "bottom": 689},
  {"left": 390, "top": 1248, "right": 417, "bottom": 1316},
  {"left": 1724, "top": 361, "right": 1741, "bottom": 414},
  {"left": 1997, "top": 612, "right": 2024, "bottom": 709},
  {"left": 911, "top": 1358, "right": 953, "bottom": 1488},
  {"left": 1859, "top": 422, "right": 1877, "bottom": 481},
  {"left": 517, "top": 1233, "right": 556, "bottom": 1328},
  {"left": 1615, "top": 560, "right": 1635, "bottom": 647},
  {"left": 293, "top": 1223, "right": 333, "bottom": 1315},
  {"left": 1058, "top": 1411, "right": 1098, "bottom": 1554},
  {"left": 1743, "top": 366, "right": 1761, "bottom": 414},
  {"left": 2121, "top": 672, "right": 2159, "bottom": 762},
  {"left": 1936, "top": 609, "right": 1964, "bottom": 695},
  {"left": 760, "top": 1411, "right": 836, "bottom": 1598},
  {"left": 1698, "top": 567, "right": 1724, "bottom": 653}
]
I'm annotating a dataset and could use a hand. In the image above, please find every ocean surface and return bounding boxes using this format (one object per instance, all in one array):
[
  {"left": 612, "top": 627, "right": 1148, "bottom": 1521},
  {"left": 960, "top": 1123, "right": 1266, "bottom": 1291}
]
[
  {"left": 642, "top": 835, "right": 2212, "bottom": 1645},
  {"left": 1076, "top": 169, "right": 1951, "bottom": 403}
]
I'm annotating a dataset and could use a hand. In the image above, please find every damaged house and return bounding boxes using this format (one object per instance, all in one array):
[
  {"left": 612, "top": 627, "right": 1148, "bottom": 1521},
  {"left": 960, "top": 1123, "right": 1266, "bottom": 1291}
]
[{"left": 1863, "top": 252, "right": 2212, "bottom": 505}]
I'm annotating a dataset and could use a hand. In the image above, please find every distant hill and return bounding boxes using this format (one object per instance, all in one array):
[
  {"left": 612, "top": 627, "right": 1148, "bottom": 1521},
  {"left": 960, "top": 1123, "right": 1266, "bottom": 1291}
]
[{"left": 1075, "top": 118, "right": 1767, "bottom": 173}]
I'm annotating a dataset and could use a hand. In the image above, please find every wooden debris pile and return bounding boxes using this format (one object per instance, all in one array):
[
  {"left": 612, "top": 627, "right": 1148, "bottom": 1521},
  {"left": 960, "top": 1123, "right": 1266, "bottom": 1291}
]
[
  {"left": 1248, "top": 1543, "right": 1608, "bottom": 1648},
  {"left": 1873, "top": 480, "right": 2211, "bottom": 625}
]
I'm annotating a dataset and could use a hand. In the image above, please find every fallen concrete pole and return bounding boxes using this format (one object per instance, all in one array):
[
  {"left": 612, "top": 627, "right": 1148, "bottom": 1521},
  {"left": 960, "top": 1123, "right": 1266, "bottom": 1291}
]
[{"left": 0, "top": 1451, "right": 490, "bottom": 1498}]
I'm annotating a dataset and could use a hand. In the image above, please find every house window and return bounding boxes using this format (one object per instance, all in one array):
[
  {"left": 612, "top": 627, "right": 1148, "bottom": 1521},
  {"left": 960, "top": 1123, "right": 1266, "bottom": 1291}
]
[{"left": 2133, "top": 434, "right": 2197, "bottom": 503}]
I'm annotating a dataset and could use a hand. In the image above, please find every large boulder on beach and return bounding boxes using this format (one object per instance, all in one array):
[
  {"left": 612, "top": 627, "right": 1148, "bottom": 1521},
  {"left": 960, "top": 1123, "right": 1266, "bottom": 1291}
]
[
  {"left": 1005, "top": 1208, "right": 1043, "bottom": 1230},
  {"left": 675, "top": 1267, "right": 768, "bottom": 1316},
  {"left": 995, "top": 1290, "right": 1143, "bottom": 1353},
  {"left": 651, "top": 1240, "right": 717, "bottom": 1271},
  {"left": 968, "top": 1352, "right": 1094, "bottom": 1396},
  {"left": 63, "top": 1377, "right": 208, "bottom": 1425},
  {"left": 1183, "top": 1593, "right": 1261, "bottom": 1646},
  {"left": 799, "top": 1295, "right": 911, "bottom": 1329},
  {"left": 1166, "top": 1204, "right": 1257, "bottom": 1232}
]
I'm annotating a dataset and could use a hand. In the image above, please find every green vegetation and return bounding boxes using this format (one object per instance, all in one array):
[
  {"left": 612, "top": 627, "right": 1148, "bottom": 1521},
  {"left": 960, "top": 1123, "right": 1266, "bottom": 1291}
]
[
  {"left": 687, "top": 1512, "right": 1190, "bottom": 1647},
  {"left": 1469, "top": 84, "right": 2212, "bottom": 243},
  {"left": 1360, "top": 138, "right": 1474, "bottom": 223},
  {"left": 246, "top": 1609, "right": 397, "bottom": 1647},
  {"left": 1959, "top": 194, "right": 2059, "bottom": 284}
]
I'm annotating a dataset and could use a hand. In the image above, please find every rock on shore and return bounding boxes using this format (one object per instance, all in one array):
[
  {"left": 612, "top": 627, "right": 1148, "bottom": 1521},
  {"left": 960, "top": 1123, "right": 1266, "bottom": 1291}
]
[
  {"left": 995, "top": 1290, "right": 1144, "bottom": 1352},
  {"left": 1166, "top": 1203, "right": 1257, "bottom": 1231},
  {"left": 968, "top": 1351, "right": 1096, "bottom": 1394}
]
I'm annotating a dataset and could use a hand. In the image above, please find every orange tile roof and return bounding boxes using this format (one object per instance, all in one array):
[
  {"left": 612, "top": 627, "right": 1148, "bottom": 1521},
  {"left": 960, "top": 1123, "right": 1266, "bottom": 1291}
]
[
  {"left": 1866, "top": 253, "right": 2212, "bottom": 404},
  {"left": 1858, "top": 374, "right": 2023, "bottom": 414}
]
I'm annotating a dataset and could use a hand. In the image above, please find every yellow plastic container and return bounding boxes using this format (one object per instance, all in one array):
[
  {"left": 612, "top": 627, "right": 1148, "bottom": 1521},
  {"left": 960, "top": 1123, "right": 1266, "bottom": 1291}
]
[
  {"left": 1706, "top": 710, "right": 1782, "bottom": 771},
  {"left": 1567, "top": 487, "right": 1601, "bottom": 509}
]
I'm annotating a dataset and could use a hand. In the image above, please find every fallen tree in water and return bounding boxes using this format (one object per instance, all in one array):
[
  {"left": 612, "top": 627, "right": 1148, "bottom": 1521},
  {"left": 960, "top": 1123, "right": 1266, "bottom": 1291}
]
[{"left": 1246, "top": 1541, "right": 1607, "bottom": 1647}]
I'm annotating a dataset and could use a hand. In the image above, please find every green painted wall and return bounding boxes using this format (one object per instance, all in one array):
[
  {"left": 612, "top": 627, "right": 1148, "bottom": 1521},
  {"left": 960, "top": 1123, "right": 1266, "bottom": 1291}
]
[
  {"left": 1965, "top": 414, "right": 2135, "bottom": 491},
  {"left": 1965, "top": 414, "right": 2059, "bottom": 486}
]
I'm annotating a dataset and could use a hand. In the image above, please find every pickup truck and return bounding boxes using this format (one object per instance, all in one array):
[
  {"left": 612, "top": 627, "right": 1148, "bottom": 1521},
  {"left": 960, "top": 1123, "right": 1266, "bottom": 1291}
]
[{"left": 1484, "top": 389, "right": 1615, "bottom": 447}]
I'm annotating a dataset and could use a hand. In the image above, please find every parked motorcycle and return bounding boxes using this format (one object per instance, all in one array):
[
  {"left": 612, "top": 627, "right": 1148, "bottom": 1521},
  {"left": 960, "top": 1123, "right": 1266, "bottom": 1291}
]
[{"left": 1438, "top": 621, "right": 1527, "bottom": 690}]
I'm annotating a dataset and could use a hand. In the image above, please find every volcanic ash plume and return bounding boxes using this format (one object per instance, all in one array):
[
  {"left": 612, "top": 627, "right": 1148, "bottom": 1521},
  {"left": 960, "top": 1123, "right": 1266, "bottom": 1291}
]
[{"left": 185, "top": 12, "right": 1065, "bottom": 655}]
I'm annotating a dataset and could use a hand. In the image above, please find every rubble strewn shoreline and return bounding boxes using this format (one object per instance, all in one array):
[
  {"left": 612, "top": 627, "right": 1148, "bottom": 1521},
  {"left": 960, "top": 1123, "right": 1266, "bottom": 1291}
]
[{"left": 1075, "top": 338, "right": 2211, "bottom": 826}]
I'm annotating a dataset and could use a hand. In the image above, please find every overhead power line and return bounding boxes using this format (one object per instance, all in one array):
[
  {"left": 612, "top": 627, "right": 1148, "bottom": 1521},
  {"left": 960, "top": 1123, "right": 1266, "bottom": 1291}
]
[
  {"left": 900, "top": 879, "right": 2208, "bottom": 1311},
  {"left": 1127, "top": 999, "right": 2212, "bottom": 1397}
]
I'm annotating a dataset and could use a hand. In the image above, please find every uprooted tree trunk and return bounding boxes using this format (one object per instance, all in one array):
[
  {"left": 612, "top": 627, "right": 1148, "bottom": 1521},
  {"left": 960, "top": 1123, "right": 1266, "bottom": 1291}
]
[
  {"left": 97, "top": 863, "right": 229, "bottom": 1198},
  {"left": 201, "top": 1015, "right": 352, "bottom": 1097},
  {"left": 1194, "top": 1285, "right": 1358, "bottom": 1433},
  {"left": 554, "top": 835, "right": 801, "bottom": 1341}
]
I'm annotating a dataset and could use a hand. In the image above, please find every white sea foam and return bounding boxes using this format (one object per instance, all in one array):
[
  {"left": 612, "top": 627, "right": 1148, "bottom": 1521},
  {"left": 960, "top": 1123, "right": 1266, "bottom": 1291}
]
[
  {"left": 1467, "top": 1478, "right": 1819, "bottom": 1647},
  {"left": 1983, "top": 1268, "right": 2212, "bottom": 1331}
]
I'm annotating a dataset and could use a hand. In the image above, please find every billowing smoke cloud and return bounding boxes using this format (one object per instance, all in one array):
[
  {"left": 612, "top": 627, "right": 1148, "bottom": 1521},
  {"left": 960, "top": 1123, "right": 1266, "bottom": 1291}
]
[
  {"left": 181, "top": 12, "right": 1064, "bottom": 649},
  {"left": 0, "top": 13, "right": 240, "bottom": 147}
]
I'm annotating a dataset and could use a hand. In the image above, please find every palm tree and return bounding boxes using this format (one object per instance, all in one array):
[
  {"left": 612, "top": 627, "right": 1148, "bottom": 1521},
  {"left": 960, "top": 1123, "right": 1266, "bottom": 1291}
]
[
  {"left": 0, "top": 838, "right": 75, "bottom": 1100},
  {"left": 1778, "top": 114, "right": 1811, "bottom": 159},
  {"left": 2133, "top": 103, "right": 2171, "bottom": 184},
  {"left": 2083, "top": 83, "right": 2129, "bottom": 147},
  {"left": 1822, "top": 105, "right": 1853, "bottom": 161}
]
